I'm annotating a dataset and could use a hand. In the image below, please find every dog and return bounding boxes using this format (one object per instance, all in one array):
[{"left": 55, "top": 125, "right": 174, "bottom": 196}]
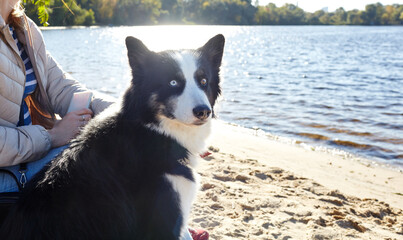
[{"left": 0, "top": 34, "right": 225, "bottom": 240}]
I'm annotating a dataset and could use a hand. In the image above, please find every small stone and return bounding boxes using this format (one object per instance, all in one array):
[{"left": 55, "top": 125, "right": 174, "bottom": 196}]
[
  {"left": 350, "top": 220, "right": 366, "bottom": 233},
  {"left": 235, "top": 175, "right": 249, "bottom": 183},
  {"left": 254, "top": 172, "right": 270, "bottom": 180},
  {"left": 210, "top": 203, "right": 224, "bottom": 210},
  {"left": 253, "top": 229, "right": 263, "bottom": 236},
  {"left": 240, "top": 203, "right": 255, "bottom": 211},
  {"left": 208, "top": 146, "right": 220, "bottom": 152},
  {"left": 243, "top": 213, "right": 254, "bottom": 222},
  {"left": 201, "top": 183, "right": 215, "bottom": 191},
  {"left": 213, "top": 174, "right": 233, "bottom": 182},
  {"left": 373, "top": 219, "right": 382, "bottom": 225},
  {"left": 315, "top": 217, "right": 327, "bottom": 227},
  {"left": 269, "top": 167, "right": 283, "bottom": 174},
  {"left": 262, "top": 222, "right": 271, "bottom": 229}
]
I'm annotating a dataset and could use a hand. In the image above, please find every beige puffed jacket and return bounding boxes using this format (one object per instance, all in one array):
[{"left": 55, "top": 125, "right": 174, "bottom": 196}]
[{"left": 0, "top": 14, "right": 113, "bottom": 167}]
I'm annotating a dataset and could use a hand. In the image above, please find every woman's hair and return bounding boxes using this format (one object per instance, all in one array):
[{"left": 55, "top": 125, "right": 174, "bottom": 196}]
[{"left": 8, "top": 1, "right": 25, "bottom": 30}]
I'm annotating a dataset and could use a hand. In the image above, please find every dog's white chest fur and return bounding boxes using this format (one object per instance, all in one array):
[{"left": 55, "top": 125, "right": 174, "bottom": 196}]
[{"left": 165, "top": 170, "right": 199, "bottom": 238}]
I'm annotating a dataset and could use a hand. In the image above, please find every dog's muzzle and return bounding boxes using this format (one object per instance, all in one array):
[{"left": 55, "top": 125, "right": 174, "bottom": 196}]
[{"left": 193, "top": 105, "right": 211, "bottom": 121}]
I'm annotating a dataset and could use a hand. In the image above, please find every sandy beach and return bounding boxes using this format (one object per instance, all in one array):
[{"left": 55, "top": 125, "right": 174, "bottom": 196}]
[{"left": 189, "top": 121, "right": 403, "bottom": 240}]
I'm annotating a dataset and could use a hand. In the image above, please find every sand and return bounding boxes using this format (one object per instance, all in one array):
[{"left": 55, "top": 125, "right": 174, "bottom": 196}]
[{"left": 189, "top": 121, "right": 403, "bottom": 240}]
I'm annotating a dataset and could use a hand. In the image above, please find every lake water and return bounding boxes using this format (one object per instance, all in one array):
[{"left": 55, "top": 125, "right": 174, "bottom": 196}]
[{"left": 42, "top": 26, "right": 403, "bottom": 167}]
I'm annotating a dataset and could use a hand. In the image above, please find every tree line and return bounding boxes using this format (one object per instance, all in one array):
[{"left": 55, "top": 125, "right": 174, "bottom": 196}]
[{"left": 23, "top": 0, "right": 403, "bottom": 26}]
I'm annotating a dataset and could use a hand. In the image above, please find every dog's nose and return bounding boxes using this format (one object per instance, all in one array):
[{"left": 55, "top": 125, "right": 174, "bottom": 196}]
[{"left": 193, "top": 105, "right": 211, "bottom": 121}]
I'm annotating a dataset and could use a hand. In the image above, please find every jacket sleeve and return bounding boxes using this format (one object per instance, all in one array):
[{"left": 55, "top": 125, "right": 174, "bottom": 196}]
[
  {"left": 27, "top": 19, "right": 114, "bottom": 117},
  {"left": 0, "top": 125, "right": 51, "bottom": 167}
]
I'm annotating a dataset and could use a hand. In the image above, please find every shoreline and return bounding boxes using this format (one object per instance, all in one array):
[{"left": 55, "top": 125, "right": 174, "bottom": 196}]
[
  {"left": 224, "top": 121, "right": 403, "bottom": 172},
  {"left": 38, "top": 25, "right": 403, "bottom": 31},
  {"left": 208, "top": 120, "right": 403, "bottom": 209},
  {"left": 189, "top": 120, "right": 403, "bottom": 239},
  {"left": 39, "top": 26, "right": 102, "bottom": 31}
]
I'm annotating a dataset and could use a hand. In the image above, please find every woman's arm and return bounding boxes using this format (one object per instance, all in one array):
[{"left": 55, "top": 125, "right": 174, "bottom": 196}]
[
  {"left": 0, "top": 108, "right": 94, "bottom": 167},
  {"left": 0, "top": 125, "right": 51, "bottom": 167},
  {"left": 24, "top": 17, "right": 114, "bottom": 118}
]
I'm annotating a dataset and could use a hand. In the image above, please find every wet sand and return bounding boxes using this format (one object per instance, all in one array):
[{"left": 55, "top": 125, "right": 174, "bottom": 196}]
[{"left": 189, "top": 121, "right": 403, "bottom": 239}]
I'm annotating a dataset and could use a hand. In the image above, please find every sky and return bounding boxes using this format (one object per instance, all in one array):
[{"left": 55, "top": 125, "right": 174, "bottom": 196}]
[{"left": 258, "top": 0, "right": 402, "bottom": 12}]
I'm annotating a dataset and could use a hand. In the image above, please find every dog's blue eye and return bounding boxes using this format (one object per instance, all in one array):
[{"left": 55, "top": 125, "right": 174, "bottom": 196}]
[
  {"left": 169, "top": 80, "right": 178, "bottom": 87},
  {"left": 200, "top": 78, "right": 207, "bottom": 86}
]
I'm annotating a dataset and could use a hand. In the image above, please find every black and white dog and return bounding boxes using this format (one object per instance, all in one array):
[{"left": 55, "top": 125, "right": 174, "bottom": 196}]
[{"left": 0, "top": 34, "right": 225, "bottom": 239}]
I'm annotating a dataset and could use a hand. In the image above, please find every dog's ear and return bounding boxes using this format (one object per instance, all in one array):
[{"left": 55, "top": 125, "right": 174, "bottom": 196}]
[
  {"left": 125, "top": 36, "right": 150, "bottom": 68},
  {"left": 199, "top": 34, "right": 225, "bottom": 69}
]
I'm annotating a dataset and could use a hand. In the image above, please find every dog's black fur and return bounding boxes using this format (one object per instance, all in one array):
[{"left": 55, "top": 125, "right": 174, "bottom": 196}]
[{"left": 0, "top": 34, "right": 225, "bottom": 240}]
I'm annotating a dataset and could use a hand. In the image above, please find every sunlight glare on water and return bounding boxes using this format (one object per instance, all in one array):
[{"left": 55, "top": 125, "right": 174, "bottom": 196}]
[
  {"left": 43, "top": 25, "right": 239, "bottom": 96},
  {"left": 111, "top": 25, "right": 238, "bottom": 51}
]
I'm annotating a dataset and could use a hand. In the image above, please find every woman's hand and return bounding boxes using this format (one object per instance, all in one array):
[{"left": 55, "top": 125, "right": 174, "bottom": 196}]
[{"left": 48, "top": 108, "right": 93, "bottom": 148}]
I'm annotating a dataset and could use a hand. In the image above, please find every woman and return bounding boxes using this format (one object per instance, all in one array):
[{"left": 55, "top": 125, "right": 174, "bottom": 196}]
[
  {"left": 0, "top": 1, "right": 208, "bottom": 239},
  {"left": 0, "top": 0, "right": 113, "bottom": 191}
]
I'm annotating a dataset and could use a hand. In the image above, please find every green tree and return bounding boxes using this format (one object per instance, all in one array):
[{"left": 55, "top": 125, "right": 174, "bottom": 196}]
[
  {"left": 195, "top": 0, "right": 256, "bottom": 25},
  {"left": 390, "top": 5, "right": 403, "bottom": 24},
  {"left": 47, "top": 0, "right": 95, "bottom": 26},
  {"left": 254, "top": 3, "right": 279, "bottom": 24},
  {"left": 330, "top": 7, "right": 347, "bottom": 24},
  {"left": 305, "top": 10, "right": 325, "bottom": 25},
  {"left": 318, "top": 12, "right": 331, "bottom": 24},
  {"left": 363, "top": 3, "right": 384, "bottom": 25},
  {"left": 78, "top": 0, "right": 119, "bottom": 24},
  {"left": 113, "top": 0, "right": 162, "bottom": 25},
  {"left": 277, "top": 4, "right": 306, "bottom": 25},
  {"left": 346, "top": 10, "right": 364, "bottom": 25},
  {"left": 159, "top": 0, "right": 184, "bottom": 23}
]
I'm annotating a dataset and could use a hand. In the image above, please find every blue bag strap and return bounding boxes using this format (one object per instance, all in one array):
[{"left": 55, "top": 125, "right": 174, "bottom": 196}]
[{"left": 0, "top": 169, "right": 23, "bottom": 192}]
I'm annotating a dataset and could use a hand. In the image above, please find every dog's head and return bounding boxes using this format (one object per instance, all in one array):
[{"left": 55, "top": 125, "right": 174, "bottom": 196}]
[{"left": 123, "top": 34, "right": 225, "bottom": 127}]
